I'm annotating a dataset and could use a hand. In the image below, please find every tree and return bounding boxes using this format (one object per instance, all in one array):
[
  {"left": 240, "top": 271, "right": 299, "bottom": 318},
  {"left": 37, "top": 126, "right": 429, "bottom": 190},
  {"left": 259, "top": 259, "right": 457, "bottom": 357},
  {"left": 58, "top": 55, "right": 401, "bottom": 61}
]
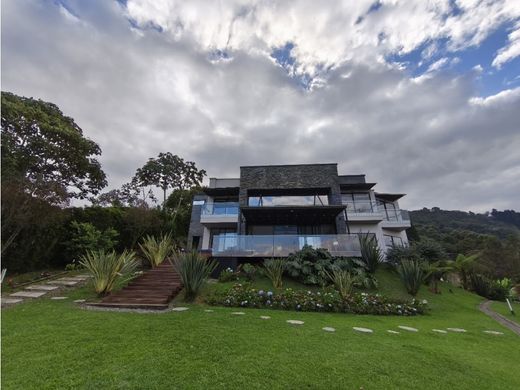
[
  {"left": 94, "top": 182, "right": 157, "bottom": 208},
  {"left": 1, "top": 92, "right": 107, "bottom": 204},
  {"left": 449, "top": 253, "right": 479, "bottom": 289},
  {"left": 132, "top": 152, "right": 206, "bottom": 207}
]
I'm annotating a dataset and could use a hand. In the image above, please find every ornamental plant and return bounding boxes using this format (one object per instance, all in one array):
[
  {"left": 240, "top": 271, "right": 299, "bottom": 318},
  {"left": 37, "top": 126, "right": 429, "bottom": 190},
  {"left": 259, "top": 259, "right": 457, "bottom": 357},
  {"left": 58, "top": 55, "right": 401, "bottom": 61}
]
[
  {"left": 79, "top": 250, "right": 138, "bottom": 296},
  {"left": 264, "top": 258, "right": 285, "bottom": 289},
  {"left": 397, "top": 259, "right": 424, "bottom": 296},
  {"left": 139, "top": 233, "right": 173, "bottom": 268},
  {"left": 359, "top": 234, "right": 384, "bottom": 273},
  {"left": 172, "top": 250, "right": 217, "bottom": 302}
]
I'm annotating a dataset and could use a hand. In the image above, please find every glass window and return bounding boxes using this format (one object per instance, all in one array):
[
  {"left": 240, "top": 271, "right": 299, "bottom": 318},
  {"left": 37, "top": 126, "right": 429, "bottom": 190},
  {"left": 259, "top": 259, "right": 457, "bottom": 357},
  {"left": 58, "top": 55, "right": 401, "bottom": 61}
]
[
  {"left": 342, "top": 193, "right": 373, "bottom": 212},
  {"left": 248, "top": 195, "right": 329, "bottom": 207}
]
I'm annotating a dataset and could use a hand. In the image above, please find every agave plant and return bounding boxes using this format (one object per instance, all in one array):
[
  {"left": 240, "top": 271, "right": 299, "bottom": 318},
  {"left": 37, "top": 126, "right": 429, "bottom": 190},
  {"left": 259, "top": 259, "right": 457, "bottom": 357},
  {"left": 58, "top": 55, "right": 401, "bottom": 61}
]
[
  {"left": 264, "top": 258, "right": 285, "bottom": 289},
  {"left": 79, "top": 250, "right": 138, "bottom": 296},
  {"left": 359, "top": 234, "right": 384, "bottom": 273},
  {"left": 397, "top": 259, "right": 425, "bottom": 296},
  {"left": 325, "top": 269, "right": 357, "bottom": 299},
  {"left": 139, "top": 233, "right": 173, "bottom": 268},
  {"left": 171, "top": 251, "right": 217, "bottom": 302}
]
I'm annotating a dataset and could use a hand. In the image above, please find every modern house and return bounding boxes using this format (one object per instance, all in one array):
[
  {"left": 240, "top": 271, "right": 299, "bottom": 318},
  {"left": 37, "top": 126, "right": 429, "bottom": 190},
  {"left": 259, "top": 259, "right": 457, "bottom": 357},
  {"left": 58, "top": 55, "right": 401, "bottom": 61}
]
[{"left": 188, "top": 163, "right": 410, "bottom": 269}]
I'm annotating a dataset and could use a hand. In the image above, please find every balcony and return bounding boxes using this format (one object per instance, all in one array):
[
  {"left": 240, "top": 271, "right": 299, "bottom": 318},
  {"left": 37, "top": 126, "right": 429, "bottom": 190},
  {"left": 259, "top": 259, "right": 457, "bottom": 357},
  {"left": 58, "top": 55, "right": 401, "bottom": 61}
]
[
  {"left": 381, "top": 209, "right": 411, "bottom": 230},
  {"left": 343, "top": 201, "right": 384, "bottom": 222},
  {"left": 200, "top": 202, "right": 239, "bottom": 225},
  {"left": 211, "top": 234, "right": 361, "bottom": 257}
]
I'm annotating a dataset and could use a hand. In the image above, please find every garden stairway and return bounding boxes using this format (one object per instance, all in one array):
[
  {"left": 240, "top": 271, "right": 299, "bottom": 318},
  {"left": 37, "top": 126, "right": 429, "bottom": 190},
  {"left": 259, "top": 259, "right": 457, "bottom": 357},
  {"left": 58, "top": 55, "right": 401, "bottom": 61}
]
[{"left": 95, "top": 262, "right": 183, "bottom": 310}]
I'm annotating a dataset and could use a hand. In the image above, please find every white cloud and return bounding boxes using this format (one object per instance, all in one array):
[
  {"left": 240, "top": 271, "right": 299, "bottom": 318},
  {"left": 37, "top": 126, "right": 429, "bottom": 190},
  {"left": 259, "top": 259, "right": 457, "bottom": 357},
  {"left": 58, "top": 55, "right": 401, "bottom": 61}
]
[
  {"left": 1, "top": 0, "right": 520, "bottom": 212},
  {"left": 492, "top": 22, "right": 520, "bottom": 68}
]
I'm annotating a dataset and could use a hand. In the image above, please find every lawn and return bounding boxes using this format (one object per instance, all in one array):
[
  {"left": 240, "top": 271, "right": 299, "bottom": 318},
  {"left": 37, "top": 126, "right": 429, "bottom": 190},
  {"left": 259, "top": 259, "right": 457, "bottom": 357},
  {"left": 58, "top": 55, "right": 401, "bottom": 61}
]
[
  {"left": 491, "top": 299, "right": 520, "bottom": 318},
  {"left": 2, "top": 270, "right": 520, "bottom": 389}
]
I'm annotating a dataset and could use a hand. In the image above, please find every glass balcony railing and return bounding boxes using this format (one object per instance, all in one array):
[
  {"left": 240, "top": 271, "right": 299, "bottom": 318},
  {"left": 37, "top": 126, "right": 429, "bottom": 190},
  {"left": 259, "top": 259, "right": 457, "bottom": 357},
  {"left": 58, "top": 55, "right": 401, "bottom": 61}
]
[
  {"left": 382, "top": 209, "right": 410, "bottom": 222},
  {"left": 201, "top": 202, "right": 239, "bottom": 216},
  {"left": 212, "top": 234, "right": 361, "bottom": 257},
  {"left": 343, "top": 201, "right": 379, "bottom": 213}
]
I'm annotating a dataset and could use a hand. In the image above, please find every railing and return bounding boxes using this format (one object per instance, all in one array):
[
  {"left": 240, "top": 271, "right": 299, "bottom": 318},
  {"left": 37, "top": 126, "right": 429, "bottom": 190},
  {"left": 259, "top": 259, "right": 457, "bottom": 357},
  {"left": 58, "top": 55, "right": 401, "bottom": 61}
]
[
  {"left": 382, "top": 209, "right": 410, "bottom": 222},
  {"left": 212, "top": 234, "right": 361, "bottom": 257},
  {"left": 201, "top": 202, "right": 239, "bottom": 216},
  {"left": 343, "top": 201, "right": 379, "bottom": 213}
]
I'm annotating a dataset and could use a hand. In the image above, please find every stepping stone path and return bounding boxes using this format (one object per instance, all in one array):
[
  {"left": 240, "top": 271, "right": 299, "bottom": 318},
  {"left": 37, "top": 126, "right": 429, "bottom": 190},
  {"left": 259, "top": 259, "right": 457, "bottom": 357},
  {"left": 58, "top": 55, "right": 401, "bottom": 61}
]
[
  {"left": 260, "top": 316, "right": 271, "bottom": 320},
  {"left": 398, "top": 326, "right": 419, "bottom": 332},
  {"left": 432, "top": 329, "right": 448, "bottom": 334},
  {"left": 287, "top": 320, "right": 304, "bottom": 325},
  {"left": 10, "top": 291, "right": 47, "bottom": 298},
  {"left": 447, "top": 328, "right": 467, "bottom": 333},
  {"left": 2, "top": 298, "right": 23, "bottom": 304},
  {"left": 353, "top": 327, "right": 373, "bottom": 333},
  {"left": 483, "top": 330, "right": 504, "bottom": 335},
  {"left": 51, "top": 296, "right": 68, "bottom": 300},
  {"left": 47, "top": 280, "right": 78, "bottom": 286},
  {"left": 74, "top": 299, "right": 86, "bottom": 303},
  {"left": 322, "top": 327, "right": 335, "bottom": 332},
  {"left": 171, "top": 307, "right": 189, "bottom": 312},
  {"left": 204, "top": 309, "right": 214, "bottom": 312},
  {"left": 231, "top": 312, "right": 245, "bottom": 315},
  {"left": 387, "top": 330, "right": 400, "bottom": 334},
  {"left": 25, "top": 285, "right": 59, "bottom": 291}
]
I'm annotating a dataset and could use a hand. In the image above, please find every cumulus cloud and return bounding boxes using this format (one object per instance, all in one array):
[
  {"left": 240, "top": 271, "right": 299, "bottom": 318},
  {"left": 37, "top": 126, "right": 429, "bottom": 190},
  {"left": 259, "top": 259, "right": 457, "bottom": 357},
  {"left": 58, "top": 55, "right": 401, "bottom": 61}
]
[{"left": 1, "top": 0, "right": 520, "bottom": 212}]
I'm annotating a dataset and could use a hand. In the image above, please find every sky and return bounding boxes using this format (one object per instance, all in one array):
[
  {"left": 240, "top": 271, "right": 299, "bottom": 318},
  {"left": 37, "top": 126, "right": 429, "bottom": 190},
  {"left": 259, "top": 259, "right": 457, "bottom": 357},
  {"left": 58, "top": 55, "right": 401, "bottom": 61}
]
[{"left": 2, "top": 0, "right": 520, "bottom": 212}]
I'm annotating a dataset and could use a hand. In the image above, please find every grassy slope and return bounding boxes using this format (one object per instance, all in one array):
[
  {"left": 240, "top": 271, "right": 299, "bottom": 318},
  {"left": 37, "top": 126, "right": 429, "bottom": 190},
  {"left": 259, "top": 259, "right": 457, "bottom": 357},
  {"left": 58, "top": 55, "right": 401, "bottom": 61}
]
[
  {"left": 2, "top": 270, "right": 520, "bottom": 390},
  {"left": 491, "top": 300, "right": 520, "bottom": 318}
]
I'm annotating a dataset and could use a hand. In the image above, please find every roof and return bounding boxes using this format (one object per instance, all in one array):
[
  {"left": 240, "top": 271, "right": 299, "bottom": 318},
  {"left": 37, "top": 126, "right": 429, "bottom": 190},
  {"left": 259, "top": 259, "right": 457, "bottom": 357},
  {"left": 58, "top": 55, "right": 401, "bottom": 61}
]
[{"left": 375, "top": 193, "right": 405, "bottom": 201}]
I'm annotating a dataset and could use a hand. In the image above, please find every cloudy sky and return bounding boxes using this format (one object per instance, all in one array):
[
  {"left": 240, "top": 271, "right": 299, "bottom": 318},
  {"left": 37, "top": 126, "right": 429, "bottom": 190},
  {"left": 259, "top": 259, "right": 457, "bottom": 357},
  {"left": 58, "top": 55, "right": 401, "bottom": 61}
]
[{"left": 2, "top": 0, "right": 520, "bottom": 211}]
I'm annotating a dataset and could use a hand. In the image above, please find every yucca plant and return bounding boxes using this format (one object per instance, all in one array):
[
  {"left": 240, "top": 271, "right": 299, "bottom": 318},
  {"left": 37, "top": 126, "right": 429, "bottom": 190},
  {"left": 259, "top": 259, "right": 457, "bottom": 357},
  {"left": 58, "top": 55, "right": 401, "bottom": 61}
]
[
  {"left": 397, "top": 259, "right": 424, "bottom": 296},
  {"left": 139, "top": 233, "right": 173, "bottom": 268},
  {"left": 325, "top": 268, "right": 357, "bottom": 299},
  {"left": 264, "top": 258, "right": 285, "bottom": 289},
  {"left": 172, "top": 251, "right": 217, "bottom": 302},
  {"left": 359, "top": 234, "right": 384, "bottom": 273},
  {"left": 79, "top": 250, "right": 138, "bottom": 296}
]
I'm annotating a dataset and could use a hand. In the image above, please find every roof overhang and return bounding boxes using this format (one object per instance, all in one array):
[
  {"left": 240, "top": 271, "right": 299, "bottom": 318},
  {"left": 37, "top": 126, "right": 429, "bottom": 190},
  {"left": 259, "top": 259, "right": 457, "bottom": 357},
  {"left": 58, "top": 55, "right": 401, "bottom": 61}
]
[
  {"left": 203, "top": 187, "right": 240, "bottom": 197},
  {"left": 241, "top": 205, "right": 345, "bottom": 225},
  {"left": 340, "top": 182, "right": 376, "bottom": 191},
  {"left": 375, "top": 193, "right": 405, "bottom": 201},
  {"left": 247, "top": 187, "right": 330, "bottom": 196}
]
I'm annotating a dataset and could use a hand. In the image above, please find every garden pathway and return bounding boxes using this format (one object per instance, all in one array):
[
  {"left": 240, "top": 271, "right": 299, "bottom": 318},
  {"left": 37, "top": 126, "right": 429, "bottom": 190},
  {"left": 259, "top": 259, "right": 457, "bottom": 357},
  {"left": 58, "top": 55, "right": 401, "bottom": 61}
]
[
  {"left": 479, "top": 300, "right": 520, "bottom": 336},
  {"left": 2, "top": 274, "right": 90, "bottom": 307}
]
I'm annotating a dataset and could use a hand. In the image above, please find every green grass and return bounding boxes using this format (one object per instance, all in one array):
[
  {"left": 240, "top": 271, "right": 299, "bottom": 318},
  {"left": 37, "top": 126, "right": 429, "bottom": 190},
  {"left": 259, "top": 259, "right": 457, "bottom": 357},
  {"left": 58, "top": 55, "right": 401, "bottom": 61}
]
[
  {"left": 491, "top": 300, "right": 520, "bottom": 318},
  {"left": 2, "top": 270, "right": 519, "bottom": 389}
]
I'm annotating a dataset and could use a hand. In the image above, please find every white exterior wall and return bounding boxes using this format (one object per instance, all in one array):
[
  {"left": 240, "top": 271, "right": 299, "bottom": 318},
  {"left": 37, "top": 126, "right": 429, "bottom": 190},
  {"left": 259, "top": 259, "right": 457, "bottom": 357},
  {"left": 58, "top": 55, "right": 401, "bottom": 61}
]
[{"left": 201, "top": 226, "right": 211, "bottom": 250}]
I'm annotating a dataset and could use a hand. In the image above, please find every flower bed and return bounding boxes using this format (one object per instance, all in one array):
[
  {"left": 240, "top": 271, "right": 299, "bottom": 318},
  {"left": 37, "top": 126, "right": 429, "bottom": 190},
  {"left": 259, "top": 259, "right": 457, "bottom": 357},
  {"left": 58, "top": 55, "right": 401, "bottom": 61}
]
[{"left": 206, "top": 283, "right": 428, "bottom": 316}]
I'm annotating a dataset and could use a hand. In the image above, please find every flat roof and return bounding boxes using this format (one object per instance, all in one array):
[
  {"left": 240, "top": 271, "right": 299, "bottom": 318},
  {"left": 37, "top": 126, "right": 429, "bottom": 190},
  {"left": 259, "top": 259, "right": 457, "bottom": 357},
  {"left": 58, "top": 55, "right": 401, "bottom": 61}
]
[{"left": 240, "top": 163, "right": 338, "bottom": 168}]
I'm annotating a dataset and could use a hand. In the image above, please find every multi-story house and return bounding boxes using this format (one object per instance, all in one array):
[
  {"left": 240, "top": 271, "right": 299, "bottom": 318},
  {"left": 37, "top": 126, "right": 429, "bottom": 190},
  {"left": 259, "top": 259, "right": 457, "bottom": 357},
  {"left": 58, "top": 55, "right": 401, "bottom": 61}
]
[{"left": 188, "top": 163, "right": 410, "bottom": 269}]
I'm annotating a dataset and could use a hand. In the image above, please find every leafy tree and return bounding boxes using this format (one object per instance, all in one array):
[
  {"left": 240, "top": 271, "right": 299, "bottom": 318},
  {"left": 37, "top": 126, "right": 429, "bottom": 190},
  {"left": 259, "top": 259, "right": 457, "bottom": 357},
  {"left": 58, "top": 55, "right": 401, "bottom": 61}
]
[
  {"left": 132, "top": 152, "right": 206, "bottom": 206},
  {"left": 64, "top": 221, "right": 119, "bottom": 261},
  {"left": 1, "top": 92, "right": 107, "bottom": 203},
  {"left": 94, "top": 182, "right": 157, "bottom": 208},
  {"left": 449, "top": 253, "right": 479, "bottom": 289},
  {"left": 164, "top": 187, "right": 201, "bottom": 238}
]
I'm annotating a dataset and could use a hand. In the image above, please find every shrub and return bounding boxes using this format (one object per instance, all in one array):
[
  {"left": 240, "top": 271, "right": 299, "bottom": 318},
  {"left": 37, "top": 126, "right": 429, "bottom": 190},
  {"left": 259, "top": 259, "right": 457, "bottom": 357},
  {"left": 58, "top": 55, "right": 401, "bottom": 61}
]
[
  {"left": 79, "top": 250, "right": 138, "bottom": 296},
  {"left": 218, "top": 267, "right": 238, "bottom": 283},
  {"left": 138, "top": 233, "right": 173, "bottom": 268},
  {"left": 206, "top": 283, "right": 428, "bottom": 315},
  {"left": 397, "top": 260, "right": 424, "bottom": 296},
  {"left": 264, "top": 258, "right": 285, "bottom": 289},
  {"left": 413, "top": 238, "right": 447, "bottom": 263},
  {"left": 359, "top": 234, "right": 384, "bottom": 273},
  {"left": 386, "top": 245, "right": 420, "bottom": 267},
  {"left": 240, "top": 263, "right": 257, "bottom": 281},
  {"left": 469, "top": 274, "right": 510, "bottom": 301},
  {"left": 65, "top": 221, "right": 118, "bottom": 261},
  {"left": 285, "top": 245, "right": 333, "bottom": 285},
  {"left": 324, "top": 269, "right": 357, "bottom": 299},
  {"left": 172, "top": 251, "right": 217, "bottom": 302}
]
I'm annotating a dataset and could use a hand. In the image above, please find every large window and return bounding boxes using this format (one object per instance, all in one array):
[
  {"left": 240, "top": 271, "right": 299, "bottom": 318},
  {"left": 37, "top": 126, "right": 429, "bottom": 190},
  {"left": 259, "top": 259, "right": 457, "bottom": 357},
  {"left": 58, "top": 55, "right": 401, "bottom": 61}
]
[
  {"left": 247, "top": 224, "right": 335, "bottom": 235},
  {"left": 248, "top": 195, "right": 329, "bottom": 207},
  {"left": 342, "top": 193, "right": 373, "bottom": 212},
  {"left": 377, "top": 200, "right": 398, "bottom": 221},
  {"left": 384, "top": 234, "right": 403, "bottom": 248},
  {"left": 210, "top": 228, "right": 237, "bottom": 249}
]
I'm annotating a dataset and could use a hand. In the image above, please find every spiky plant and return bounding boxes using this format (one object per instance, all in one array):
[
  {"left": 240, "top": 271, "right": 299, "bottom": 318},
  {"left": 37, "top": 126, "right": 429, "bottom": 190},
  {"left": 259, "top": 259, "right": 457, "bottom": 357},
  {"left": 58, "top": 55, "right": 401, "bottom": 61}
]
[
  {"left": 139, "top": 233, "right": 173, "bottom": 268},
  {"left": 172, "top": 251, "right": 217, "bottom": 302},
  {"left": 264, "top": 258, "right": 285, "bottom": 289},
  {"left": 79, "top": 250, "right": 138, "bottom": 296},
  {"left": 397, "top": 259, "right": 425, "bottom": 296},
  {"left": 359, "top": 234, "right": 384, "bottom": 273},
  {"left": 325, "top": 268, "right": 357, "bottom": 299}
]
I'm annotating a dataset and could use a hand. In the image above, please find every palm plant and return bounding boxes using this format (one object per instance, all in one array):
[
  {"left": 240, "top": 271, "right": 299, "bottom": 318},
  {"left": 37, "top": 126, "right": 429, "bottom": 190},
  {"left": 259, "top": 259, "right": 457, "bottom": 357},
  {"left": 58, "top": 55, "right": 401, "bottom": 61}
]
[
  {"left": 359, "top": 234, "right": 384, "bottom": 273},
  {"left": 79, "top": 250, "right": 138, "bottom": 296},
  {"left": 171, "top": 250, "right": 217, "bottom": 302},
  {"left": 139, "top": 233, "right": 173, "bottom": 268},
  {"left": 264, "top": 258, "right": 285, "bottom": 289},
  {"left": 424, "top": 260, "right": 453, "bottom": 294},
  {"left": 397, "top": 259, "right": 424, "bottom": 296},
  {"left": 449, "top": 253, "right": 479, "bottom": 289}
]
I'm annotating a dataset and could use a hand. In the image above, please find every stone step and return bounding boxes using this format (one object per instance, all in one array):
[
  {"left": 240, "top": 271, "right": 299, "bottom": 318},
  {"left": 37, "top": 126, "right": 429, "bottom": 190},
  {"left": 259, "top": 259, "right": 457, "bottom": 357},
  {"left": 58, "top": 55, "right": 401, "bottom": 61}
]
[
  {"left": 10, "top": 291, "right": 47, "bottom": 298},
  {"left": 25, "top": 285, "right": 60, "bottom": 291}
]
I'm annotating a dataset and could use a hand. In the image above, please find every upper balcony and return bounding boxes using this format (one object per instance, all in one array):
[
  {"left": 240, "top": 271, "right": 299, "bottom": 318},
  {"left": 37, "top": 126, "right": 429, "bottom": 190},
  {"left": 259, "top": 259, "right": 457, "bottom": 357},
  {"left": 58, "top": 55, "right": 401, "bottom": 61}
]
[
  {"left": 200, "top": 202, "right": 239, "bottom": 225},
  {"left": 212, "top": 233, "right": 361, "bottom": 257},
  {"left": 381, "top": 209, "right": 411, "bottom": 230},
  {"left": 343, "top": 201, "right": 384, "bottom": 222}
]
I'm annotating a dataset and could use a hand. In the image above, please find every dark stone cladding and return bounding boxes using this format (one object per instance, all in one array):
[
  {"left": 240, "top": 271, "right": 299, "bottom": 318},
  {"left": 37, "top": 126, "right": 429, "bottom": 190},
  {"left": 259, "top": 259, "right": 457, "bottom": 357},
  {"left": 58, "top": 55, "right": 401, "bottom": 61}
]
[
  {"left": 238, "top": 164, "right": 347, "bottom": 234},
  {"left": 187, "top": 193, "right": 207, "bottom": 250}
]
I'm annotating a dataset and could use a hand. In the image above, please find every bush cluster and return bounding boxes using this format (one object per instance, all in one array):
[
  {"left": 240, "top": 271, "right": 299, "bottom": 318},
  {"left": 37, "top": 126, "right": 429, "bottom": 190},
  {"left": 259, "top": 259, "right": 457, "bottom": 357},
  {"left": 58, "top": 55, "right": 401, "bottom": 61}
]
[{"left": 206, "top": 283, "right": 428, "bottom": 316}]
